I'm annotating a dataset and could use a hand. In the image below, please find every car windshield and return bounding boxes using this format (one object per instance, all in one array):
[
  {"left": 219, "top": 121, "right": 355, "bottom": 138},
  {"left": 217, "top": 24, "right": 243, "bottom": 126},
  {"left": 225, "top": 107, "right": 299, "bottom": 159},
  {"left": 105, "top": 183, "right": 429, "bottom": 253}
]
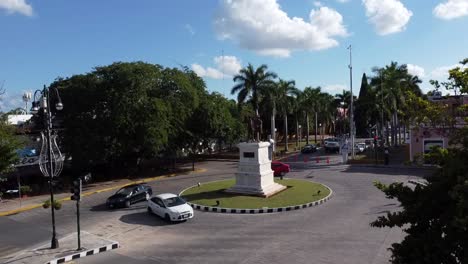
[
  {"left": 116, "top": 187, "right": 133, "bottom": 196},
  {"left": 163, "top": 196, "right": 186, "bottom": 207}
]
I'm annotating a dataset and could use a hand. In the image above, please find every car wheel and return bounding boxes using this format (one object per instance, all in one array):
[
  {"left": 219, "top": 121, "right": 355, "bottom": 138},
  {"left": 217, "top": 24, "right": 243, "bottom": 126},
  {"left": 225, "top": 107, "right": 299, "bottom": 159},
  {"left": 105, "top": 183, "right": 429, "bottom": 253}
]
[
  {"left": 108, "top": 203, "right": 114, "bottom": 209},
  {"left": 125, "top": 200, "right": 131, "bottom": 208},
  {"left": 164, "top": 214, "right": 171, "bottom": 222},
  {"left": 145, "top": 192, "right": 150, "bottom": 201}
]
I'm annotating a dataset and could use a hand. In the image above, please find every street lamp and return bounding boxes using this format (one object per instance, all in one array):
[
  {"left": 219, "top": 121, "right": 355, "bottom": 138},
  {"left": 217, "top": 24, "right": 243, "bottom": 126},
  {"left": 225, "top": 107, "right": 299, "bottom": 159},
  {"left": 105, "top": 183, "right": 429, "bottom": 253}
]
[
  {"left": 319, "top": 123, "right": 322, "bottom": 143},
  {"left": 30, "top": 85, "right": 64, "bottom": 249},
  {"left": 298, "top": 125, "right": 302, "bottom": 147}
]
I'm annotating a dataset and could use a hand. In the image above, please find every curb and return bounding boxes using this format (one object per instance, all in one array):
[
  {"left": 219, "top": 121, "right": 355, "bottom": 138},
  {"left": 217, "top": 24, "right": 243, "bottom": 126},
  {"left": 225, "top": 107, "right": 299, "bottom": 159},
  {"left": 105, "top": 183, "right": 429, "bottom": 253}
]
[
  {"left": 408, "top": 179, "right": 428, "bottom": 187},
  {"left": 349, "top": 164, "right": 436, "bottom": 170},
  {"left": 0, "top": 168, "right": 206, "bottom": 217},
  {"left": 46, "top": 242, "right": 119, "bottom": 264},
  {"left": 185, "top": 183, "right": 333, "bottom": 214}
]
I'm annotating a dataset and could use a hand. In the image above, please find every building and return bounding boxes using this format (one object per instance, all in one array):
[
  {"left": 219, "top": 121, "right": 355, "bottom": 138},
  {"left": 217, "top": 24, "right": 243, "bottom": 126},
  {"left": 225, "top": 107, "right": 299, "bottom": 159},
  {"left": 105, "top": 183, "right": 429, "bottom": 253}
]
[{"left": 409, "top": 94, "right": 468, "bottom": 162}]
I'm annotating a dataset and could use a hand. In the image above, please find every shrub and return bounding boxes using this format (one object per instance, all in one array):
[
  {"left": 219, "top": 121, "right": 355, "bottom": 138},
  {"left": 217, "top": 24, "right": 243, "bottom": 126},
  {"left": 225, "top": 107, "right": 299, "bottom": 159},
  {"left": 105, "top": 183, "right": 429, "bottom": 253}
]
[
  {"left": 20, "top": 185, "right": 32, "bottom": 194},
  {"left": 42, "top": 199, "right": 62, "bottom": 210}
]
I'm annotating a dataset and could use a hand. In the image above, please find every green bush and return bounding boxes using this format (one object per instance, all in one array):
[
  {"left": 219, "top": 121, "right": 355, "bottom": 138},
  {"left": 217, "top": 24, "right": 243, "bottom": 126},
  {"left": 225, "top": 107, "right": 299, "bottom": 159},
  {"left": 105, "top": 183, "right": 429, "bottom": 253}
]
[
  {"left": 42, "top": 199, "right": 62, "bottom": 210},
  {"left": 20, "top": 185, "right": 32, "bottom": 194}
]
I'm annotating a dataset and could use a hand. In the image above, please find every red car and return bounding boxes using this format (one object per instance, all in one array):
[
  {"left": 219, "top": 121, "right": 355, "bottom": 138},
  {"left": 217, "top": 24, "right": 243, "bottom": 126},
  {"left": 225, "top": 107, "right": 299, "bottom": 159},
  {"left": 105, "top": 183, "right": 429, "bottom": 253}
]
[{"left": 271, "top": 161, "right": 290, "bottom": 177}]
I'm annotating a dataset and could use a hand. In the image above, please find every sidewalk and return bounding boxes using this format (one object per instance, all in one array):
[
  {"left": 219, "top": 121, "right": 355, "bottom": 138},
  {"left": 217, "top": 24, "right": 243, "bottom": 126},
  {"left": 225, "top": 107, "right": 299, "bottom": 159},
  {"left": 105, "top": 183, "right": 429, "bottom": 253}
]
[
  {"left": 0, "top": 166, "right": 205, "bottom": 217},
  {"left": 1, "top": 231, "right": 118, "bottom": 264}
]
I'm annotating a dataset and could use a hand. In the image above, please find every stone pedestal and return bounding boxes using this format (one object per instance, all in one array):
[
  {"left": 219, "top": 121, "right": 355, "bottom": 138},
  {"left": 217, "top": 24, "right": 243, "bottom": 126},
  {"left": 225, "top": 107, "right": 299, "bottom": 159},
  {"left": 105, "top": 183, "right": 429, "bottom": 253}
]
[{"left": 226, "top": 142, "right": 286, "bottom": 197}]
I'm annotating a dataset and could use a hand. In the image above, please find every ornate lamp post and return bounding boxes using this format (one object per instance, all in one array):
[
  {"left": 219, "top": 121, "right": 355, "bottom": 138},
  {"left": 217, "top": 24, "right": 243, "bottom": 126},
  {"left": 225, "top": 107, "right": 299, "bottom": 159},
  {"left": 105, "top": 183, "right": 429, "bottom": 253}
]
[{"left": 30, "top": 85, "right": 64, "bottom": 249}]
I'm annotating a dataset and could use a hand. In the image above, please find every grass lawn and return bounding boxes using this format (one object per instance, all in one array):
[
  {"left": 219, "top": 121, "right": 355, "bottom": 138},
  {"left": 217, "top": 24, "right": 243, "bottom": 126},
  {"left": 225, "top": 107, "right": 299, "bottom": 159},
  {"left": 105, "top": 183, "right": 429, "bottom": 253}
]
[{"left": 180, "top": 179, "right": 330, "bottom": 209}]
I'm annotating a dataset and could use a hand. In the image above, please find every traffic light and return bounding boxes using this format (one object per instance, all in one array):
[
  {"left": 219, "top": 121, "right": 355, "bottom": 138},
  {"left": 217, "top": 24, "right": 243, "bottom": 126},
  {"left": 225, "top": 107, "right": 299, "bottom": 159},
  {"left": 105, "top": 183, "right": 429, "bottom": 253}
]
[{"left": 71, "top": 179, "right": 82, "bottom": 201}]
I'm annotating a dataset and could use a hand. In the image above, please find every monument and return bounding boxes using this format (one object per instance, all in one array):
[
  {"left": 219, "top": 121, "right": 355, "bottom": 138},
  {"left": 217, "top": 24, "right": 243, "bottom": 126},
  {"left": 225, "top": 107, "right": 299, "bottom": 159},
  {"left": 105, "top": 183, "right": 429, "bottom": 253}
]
[{"left": 226, "top": 116, "right": 286, "bottom": 197}]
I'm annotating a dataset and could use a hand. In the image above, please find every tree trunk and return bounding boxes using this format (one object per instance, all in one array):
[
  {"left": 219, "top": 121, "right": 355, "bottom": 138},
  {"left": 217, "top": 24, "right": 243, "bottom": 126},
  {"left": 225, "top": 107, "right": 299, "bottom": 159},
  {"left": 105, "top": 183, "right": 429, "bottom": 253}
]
[
  {"left": 386, "top": 121, "right": 390, "bottom": 146},
  {"left": 284, "top": 113, "right": 288, "bottom": 152},
  {"left": 306, "top": 113, "right": 310, "bottom": 145},
  {"left": 314, "top": 112, "right": 318, "bottom": 143},
  {"left": 396, "top": 114, "right": 401, "bottom": 145},
  {"left": 403, "top": 123, "right": 406, "bottom": 144},
  {"left": 271, "top": 104, "right": 276, "bottom": 148},
  {"left": 296, "top": 119, "right": 299, "bottom": 148}
]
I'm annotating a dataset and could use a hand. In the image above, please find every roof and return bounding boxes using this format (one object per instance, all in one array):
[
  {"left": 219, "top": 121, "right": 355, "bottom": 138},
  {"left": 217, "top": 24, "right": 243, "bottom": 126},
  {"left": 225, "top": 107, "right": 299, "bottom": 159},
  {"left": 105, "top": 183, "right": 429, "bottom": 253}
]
[
  {"left": 155, "top": 193, "right": 178, "bottom": 199},
  {"left": 7, "top": 114, "right": 32, "bottom": 125}
]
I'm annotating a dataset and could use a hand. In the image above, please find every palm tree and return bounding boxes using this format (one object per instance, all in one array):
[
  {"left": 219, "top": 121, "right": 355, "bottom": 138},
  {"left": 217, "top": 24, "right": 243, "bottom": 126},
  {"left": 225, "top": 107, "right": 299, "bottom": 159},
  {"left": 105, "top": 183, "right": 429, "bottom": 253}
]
[
  {"left": 335, "top": 90, "right": 353, "bottom": 137},
  {"left": 318, "top": 92, "right": 336, "bottom": 140},
  {"left": 231, "top": 64, "right": 277, "bottom": 117},
  {"left": 275, "top": 79, "right": 299, "bottom": 152},
  {"left": 370, "top": 62, "right": 416, "bottom": 146}
]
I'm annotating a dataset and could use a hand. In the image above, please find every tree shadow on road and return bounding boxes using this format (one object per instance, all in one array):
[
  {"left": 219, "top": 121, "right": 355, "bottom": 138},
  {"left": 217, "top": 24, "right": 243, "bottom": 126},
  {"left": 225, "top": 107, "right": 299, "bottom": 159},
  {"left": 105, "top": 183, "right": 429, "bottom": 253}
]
[
  {"left": 89, "top": 202, "right": 147, "bottom": 212},
  {"left": 119, "top": 211, "right": 177, "bottom": 226}
]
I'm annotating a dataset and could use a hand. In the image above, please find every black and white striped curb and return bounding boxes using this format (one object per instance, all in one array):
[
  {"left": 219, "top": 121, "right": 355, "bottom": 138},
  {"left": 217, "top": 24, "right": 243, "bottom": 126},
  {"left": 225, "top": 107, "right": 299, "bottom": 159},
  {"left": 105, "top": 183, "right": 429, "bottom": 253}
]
[
  {"left": 186, "top": 185, "right": 333, "bottom": 214},
  {"left": 46, "top": 242, "right": 119, "bottom": 264},
  {"left": 408, "top": 179, "right": 428, "bottom": 187}
]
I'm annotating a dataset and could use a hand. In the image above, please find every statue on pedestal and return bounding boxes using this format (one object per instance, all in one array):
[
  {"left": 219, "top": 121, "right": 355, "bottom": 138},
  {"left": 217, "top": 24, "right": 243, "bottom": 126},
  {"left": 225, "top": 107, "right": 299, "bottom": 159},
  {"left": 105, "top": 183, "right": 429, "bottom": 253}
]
[{"left": 250, "top": 115, "right": 263, "bottom": 142}]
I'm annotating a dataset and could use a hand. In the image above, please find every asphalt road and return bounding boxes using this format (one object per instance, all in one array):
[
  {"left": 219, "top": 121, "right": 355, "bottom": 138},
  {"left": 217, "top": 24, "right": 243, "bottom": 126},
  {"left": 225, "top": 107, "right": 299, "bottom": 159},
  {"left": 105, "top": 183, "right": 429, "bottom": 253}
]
[{"left": 0, "top": 156, "right": 432, "bottom": 264}]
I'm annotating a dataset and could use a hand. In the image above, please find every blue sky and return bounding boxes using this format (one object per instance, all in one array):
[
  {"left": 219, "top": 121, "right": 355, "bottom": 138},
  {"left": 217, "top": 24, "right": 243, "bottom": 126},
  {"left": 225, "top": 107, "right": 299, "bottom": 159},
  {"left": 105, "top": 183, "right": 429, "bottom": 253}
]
[{"left": 1, "top": 0, "right": 467, "bottom": 111}]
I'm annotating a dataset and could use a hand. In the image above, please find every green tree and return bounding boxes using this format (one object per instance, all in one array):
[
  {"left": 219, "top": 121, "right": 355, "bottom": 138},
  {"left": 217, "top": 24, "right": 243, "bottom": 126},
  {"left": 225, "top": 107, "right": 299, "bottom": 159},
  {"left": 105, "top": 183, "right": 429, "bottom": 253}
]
[
  {"left": 355, "top": 73, "right": 371, "bottom": 137},
  {"left": 274, "top": 79, "right": 299, "bottom": 152},
  {"left": 231, "top": 64, "right": 277, "bottom": 117},
  {"left": 187, "top": 92, "right": 246, "bottom": 152},
  {"left": 53, "top": 62, "right": 201, "bottom": 176},
  {"left": 0, "top": 121, "right": 22, "bottom": 174},
  {"left": 371, "top": 127, "right": 468, "bottom": 264},
  {"left": 369, "top": 62, "right": 418, "bottom": 145},
  {"left": 433, "top": 58, "right": 468, "bottom": 95}
]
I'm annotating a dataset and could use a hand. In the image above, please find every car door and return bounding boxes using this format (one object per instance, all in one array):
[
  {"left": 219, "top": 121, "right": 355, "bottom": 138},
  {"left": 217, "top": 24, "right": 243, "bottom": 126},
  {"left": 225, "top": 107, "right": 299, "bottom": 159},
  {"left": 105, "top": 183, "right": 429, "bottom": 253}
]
[
  {"left": 149, "top": 198, "right": 160, "bottom": 216},
  {"left": 136, "top": 186, "right": 145, "bottom": 202},
  {"left": 151, "top": 198, "right": 164, "bottom": 217},
  {"left": 130, "top": 187, "right": 140, "bottom": 204}
]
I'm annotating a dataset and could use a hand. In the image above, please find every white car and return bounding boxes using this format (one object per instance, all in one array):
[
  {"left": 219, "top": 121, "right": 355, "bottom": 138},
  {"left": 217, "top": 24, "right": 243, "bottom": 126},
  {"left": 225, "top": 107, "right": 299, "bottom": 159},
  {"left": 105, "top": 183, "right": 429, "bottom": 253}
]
[{"left": 147, "top": 193, "right": 194, "bottom": 222}]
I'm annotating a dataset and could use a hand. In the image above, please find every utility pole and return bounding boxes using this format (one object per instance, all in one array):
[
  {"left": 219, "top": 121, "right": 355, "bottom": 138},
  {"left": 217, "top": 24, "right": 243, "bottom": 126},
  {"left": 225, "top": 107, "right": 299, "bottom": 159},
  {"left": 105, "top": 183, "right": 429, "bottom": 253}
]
[{"left": 348, "top": 45, "right": 355, "bottom": 159}]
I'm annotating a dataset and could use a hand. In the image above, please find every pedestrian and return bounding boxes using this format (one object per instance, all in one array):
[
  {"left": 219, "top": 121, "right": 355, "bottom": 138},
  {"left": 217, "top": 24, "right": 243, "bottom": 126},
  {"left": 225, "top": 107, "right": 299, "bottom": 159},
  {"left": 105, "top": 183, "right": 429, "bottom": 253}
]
[{"left": 384, "top": 147, "right": 389, "bottom": 165}]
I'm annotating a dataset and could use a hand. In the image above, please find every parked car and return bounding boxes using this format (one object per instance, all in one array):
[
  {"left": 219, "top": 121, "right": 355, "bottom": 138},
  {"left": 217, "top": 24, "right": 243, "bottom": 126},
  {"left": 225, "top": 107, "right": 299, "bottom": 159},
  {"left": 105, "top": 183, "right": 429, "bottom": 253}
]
[
  {"left": 147, "top": 193, "right": 194, "bottom": 222},
  {"left": 106, "top": 184, "right": 152, "bottom": 208},
  {"left": 301, "top": 144, "right": 317, "bottom": 154},
  {"left": 271, "top": 161, "right": 290, "bottom": 177},
  {"left": 355, "top": 143, "right": 366, "bottom": 153},
  {"left": 324, "top": 138, "right": 340, "bottom": 153},
  {"left": 364, "top": 139, "right": 373, "bottom": 149}
]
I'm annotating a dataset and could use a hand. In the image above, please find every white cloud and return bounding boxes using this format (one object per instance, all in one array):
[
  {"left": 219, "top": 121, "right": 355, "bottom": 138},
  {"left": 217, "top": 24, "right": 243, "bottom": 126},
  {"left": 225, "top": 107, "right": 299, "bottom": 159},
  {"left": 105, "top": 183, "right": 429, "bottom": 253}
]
[
  {"left": 213, "top": 56, "right": 242, "bottom": 76},
  {"left": 323, "top": 84, "right": 347, "bottom": 95},
  {"left": 337, "top": 0, "right": 350, "bottom": 2},
  {"left": 314, "top": 1, "right": 323, "bottom": 7},
  {"left": 214, "top": 0, "right": 348, "bottom": 58},
  {"left": 0, "top": 0, "right": 33, "bottom": 16},
  {"left": 362, "top": 0, "right": 413, "bottom": 35},
  {"left": 192, "top": 55, "right": 242, "bottom": 79},
  {"left": 429, "top": 64, "right": 465, "bottom": 79},
  {"left": 191, "top": 64, "right": 224, "bottom": 79},
  {"left": 433, "top": 0, "right": 468, "bottom": 20},
  {"left": 406, "top": 64, "right": 425, "bottom": 78},
  {"left": 184, "top": 24, "right": 195, "bottom": 35}
]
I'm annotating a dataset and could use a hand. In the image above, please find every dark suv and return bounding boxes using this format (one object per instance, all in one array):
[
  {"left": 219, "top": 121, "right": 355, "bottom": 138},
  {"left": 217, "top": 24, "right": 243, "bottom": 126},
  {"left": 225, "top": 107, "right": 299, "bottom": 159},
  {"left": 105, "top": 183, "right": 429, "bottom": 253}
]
[{"left": 324, "top": 138, "right": 340, "bottom": 153}]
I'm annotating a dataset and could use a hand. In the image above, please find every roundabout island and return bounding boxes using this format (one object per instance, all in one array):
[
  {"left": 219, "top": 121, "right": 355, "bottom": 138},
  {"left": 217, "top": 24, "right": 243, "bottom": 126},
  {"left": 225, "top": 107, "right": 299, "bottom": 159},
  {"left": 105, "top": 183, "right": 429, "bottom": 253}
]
[
  {"left": 180, "top": 140, "right": 333, "bottom": 214},
  {"left": 180, "top": 178, "right": 332, "bottom": 213}
]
